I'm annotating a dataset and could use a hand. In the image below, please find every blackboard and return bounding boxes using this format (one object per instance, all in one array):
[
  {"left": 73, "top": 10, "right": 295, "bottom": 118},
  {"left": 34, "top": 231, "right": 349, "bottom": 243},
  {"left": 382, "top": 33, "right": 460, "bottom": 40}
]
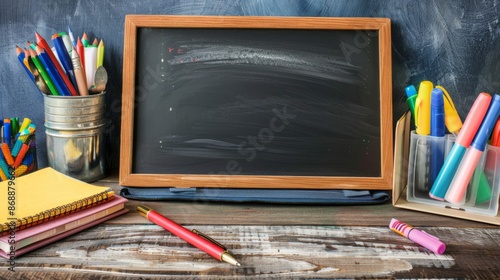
[{"left": 120, "top": 15, "right": 393, "bottom": 189}]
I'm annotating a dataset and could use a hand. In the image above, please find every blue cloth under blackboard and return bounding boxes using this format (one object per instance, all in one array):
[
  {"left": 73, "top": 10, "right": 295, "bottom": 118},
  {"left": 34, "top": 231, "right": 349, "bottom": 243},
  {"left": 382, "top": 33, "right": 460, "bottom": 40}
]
[{"left": 120, "top": 187, "right": 390, "bottom": 205}]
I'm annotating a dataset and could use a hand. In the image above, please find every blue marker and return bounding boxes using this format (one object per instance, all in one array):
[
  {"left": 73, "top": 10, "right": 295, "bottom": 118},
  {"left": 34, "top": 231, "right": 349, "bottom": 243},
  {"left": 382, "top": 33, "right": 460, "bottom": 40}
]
[
  {"left": 445, "top": 94, "right": 500, "bottom": 204},
  {"left": 429, "top": 92, "right": 492, "bottom": 200},
  {"left": 429, "top": 88, "right": 445, "bottom": 186},
  {"left": 2, "top": 119, "right": 11, "bottom": 148}
]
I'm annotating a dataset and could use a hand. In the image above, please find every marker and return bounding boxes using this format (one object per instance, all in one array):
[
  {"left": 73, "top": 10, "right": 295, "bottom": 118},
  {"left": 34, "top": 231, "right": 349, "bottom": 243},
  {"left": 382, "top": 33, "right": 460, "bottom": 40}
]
[
  {"left": 491, "top": 119, "right": 500, "bottom": 146},
  {"left": 1, "top": 143, "right": 14, "bottom": 166},
  {"left": 13, "top": 139, "right": 32, "bottom": 169},
  {"left": 429, "top": 92, "right": 492, "bottom": 200},
  {"left": 445, "top": 94, "right": 500, "bottom": 204},
  {"left": 436, "top": 85, "right": 462, "bottom": 135},
  {"left": 389, "top": 218, "right": 446, "bottom": 255},
  {"left": 405, "top": 85, "right": 418, "bottom": 123},
  {"left": 415, "top": 81, "right": 434, "bottom": 135},
  {"left": 10, "top": 117, "right": 19, "bottom": 136},
  {"left": 429, "top": 88, "right": 445, "bottom": 186},
  {"left": 2, "top": 119, "right": 11, "bottom": 148}
]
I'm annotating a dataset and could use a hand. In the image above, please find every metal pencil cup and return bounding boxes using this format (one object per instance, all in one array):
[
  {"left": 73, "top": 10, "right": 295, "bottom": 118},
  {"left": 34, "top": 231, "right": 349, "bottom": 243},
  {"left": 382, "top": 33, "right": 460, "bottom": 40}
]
[{"left": 44, "top": 92, "right": 106, "bottom": 182}]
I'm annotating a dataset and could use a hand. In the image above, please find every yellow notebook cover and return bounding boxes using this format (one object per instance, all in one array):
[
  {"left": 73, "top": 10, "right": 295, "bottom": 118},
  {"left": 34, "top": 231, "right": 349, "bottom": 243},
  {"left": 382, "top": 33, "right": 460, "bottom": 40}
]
[{"left": 0, "top": 167, "right": 113, "bottom": 235}]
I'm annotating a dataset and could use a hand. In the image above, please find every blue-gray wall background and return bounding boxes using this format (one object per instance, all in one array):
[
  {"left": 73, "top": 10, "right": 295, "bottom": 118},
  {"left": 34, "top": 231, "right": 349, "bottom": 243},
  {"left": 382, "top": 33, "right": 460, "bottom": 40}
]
[{"left": 1, "top": 0, "right": 499, "bottom": 172}]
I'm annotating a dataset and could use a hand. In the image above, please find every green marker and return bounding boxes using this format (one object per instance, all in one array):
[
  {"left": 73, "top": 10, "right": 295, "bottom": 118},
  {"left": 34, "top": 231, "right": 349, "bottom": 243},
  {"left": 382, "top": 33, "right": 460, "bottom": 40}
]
[
  {"left": 10, "top": 118, "right": 19, "bottom": 135},
  {"left": 405, "top": 85, "right": 418, "bottom": 123}
]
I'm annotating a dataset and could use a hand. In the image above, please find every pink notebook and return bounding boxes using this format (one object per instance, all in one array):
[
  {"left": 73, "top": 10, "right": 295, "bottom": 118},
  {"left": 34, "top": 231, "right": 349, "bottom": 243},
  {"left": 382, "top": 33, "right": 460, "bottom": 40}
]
[
  {"left": 0, "top": 208, "right": 128, "bottom": 258},
  {"left": 1, "top": 196, "right": 128, "bottom": 258}
]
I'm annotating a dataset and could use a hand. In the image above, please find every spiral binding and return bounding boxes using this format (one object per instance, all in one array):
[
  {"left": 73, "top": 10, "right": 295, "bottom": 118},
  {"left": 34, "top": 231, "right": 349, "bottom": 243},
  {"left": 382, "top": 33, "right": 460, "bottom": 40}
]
[{"left": 0, "top": 190, "right": 112, "bottom": 236}]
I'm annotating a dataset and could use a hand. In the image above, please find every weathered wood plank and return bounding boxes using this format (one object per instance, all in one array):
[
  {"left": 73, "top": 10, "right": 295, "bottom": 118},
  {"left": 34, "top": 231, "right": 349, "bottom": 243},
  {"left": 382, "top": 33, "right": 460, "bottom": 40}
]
[{"left": 1, "top": 224, "right": 499, "bottom": 279}]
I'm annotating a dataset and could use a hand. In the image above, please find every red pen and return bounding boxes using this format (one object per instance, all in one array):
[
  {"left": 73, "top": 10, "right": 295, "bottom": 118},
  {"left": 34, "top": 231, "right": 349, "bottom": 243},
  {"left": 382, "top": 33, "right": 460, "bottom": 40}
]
[{"left": 137, "top": 205, "right": 241, "bottom": 266}]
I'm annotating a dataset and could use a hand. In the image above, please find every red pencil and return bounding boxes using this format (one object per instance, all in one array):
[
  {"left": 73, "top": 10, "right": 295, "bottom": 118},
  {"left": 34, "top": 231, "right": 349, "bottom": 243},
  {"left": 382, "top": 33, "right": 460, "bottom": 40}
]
[
  {"left": 35, "top": 32, "right": 78, "bottom": 96},
  {"left": 76, "top": 36, "right": 86, "bottom": 77}
]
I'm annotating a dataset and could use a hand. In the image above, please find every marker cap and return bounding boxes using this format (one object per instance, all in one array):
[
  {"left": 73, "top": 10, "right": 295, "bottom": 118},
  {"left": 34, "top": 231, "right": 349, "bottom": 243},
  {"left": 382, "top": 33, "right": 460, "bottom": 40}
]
[
  {"left": 408, "top": 228, "right": 446, "bottom": 255},
  {"left": 471, "top": 94, "right": 500, "bottom": 151},
  {"left": 455, "top": 92, "right": 491, "bottom": 147}
]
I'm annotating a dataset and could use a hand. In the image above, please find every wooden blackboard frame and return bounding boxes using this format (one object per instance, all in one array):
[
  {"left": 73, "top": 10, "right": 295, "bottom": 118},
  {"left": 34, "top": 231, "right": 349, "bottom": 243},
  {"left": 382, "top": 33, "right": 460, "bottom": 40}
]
[{"left": 120, "top": 15, "right": 393, "bottom": 189}]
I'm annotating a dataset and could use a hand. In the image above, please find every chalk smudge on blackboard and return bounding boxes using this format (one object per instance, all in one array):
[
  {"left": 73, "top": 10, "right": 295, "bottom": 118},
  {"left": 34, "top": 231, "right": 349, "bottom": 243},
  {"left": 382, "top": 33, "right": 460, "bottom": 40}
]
[{"left": 133, "top": 28, "right": 381, "bottom": 177}]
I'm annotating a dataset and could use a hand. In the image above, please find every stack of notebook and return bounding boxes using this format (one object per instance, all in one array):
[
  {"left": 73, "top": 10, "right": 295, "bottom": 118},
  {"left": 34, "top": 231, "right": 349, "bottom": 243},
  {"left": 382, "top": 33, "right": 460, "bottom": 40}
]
[{"left": 0, "top": 167, "right": 128, "bottom": 258}]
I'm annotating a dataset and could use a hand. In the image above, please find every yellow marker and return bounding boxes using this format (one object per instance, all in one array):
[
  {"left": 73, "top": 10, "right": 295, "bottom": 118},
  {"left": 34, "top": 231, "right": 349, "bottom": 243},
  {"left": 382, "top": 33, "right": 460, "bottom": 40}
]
[
  {"left": 415, "top": 80, "right": 434, "bottom": 135},
  {"left": 436, "top": 85, "right": 462, "bottom": 134},
  {"left": 18, "top": 117, "right": 32, "bottom": 132},
  {"left": 0, "top": 168, "right": 6, "bottom": 181},
  {"left": 14, "top": 165, "right": 28, "bottom": 177}
]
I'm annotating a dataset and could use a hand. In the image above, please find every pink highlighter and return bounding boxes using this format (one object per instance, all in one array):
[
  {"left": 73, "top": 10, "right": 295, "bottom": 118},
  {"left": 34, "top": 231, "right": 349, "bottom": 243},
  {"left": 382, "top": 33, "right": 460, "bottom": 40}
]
[
  {"left": 389, "top": 218, "right": 446, "bottom": 255},
  {"left": 445, "top": 94, "right": 500, "bottom": 204}
]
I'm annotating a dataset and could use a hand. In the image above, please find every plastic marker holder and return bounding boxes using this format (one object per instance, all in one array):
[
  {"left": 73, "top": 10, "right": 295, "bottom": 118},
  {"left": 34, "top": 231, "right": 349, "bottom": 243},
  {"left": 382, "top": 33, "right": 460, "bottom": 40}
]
[
  {"left": 429, "top": 92, "right": 492, "bottom": 201},
  {"left": 415, "top": 81, "right": 433, "bottom": 135},
  {"left": 445, "top": 94, "right": 500, "bottom": 204}
]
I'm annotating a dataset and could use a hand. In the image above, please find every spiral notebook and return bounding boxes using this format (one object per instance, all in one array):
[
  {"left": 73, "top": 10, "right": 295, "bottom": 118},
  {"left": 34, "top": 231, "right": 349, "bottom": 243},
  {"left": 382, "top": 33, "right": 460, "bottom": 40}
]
[{"left": 0, "top": 167, "right": 113, "bottom": 236}]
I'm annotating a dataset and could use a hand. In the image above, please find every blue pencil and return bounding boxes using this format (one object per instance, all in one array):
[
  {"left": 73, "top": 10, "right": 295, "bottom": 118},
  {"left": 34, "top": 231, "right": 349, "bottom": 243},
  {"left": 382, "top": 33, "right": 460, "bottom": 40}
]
[{"left": 35, "top": 45, "right": 71, "bottom": 96}]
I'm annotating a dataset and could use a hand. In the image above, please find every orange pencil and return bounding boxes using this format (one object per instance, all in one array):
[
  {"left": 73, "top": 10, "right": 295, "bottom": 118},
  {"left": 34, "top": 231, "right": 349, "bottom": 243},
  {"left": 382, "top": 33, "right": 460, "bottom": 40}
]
[{"left": 35, "top": 32, "right": 78, "bottom": 96}]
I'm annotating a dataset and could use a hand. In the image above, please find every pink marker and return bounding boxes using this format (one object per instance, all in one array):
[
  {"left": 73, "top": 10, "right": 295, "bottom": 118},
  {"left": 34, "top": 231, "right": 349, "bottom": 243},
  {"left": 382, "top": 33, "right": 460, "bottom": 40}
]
[
  {"left": 445, "top": 94, "right": 500, "bottom": 204},
  {"left": 389, "top": 218, "right": 446, "bottom": 255}
]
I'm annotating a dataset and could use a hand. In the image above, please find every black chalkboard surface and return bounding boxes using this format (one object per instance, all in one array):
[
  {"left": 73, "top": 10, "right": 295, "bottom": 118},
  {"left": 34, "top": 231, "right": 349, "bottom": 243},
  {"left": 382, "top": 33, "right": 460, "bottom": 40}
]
[{"left": 120, "top": 16, "right": 392, "bottom": 189}]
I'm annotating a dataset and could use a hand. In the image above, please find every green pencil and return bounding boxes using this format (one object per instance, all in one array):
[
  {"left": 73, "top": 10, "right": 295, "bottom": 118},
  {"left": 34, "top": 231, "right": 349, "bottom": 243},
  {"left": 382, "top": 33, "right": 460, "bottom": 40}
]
[{"left": 28, "top": 48, "right": 59, "bottom": 96}]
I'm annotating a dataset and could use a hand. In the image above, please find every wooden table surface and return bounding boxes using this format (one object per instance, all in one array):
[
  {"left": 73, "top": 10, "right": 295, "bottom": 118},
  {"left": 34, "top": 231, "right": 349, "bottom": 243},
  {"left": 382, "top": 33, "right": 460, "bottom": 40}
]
[{"left": 1, "top": 177, "right": 499, "bottom": 279}]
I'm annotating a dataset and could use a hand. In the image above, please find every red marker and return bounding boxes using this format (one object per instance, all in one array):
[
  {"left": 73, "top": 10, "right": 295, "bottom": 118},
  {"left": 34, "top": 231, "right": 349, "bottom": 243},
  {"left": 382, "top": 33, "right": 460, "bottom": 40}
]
[{"left": 491, "top": 118, "right": 500, "bottom": 147}]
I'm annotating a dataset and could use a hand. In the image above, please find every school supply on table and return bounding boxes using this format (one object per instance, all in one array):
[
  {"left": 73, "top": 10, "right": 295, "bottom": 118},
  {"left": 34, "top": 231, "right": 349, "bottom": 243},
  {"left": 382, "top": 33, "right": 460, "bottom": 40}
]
[
  {"left": 389, "top": 218, "right": 446, "bottom": 255},
  {"left": 429, "top": 92, "right": 491, "bottom": 200},
  {"left": 0, "top": 167, "right": 114, "bottom": 236},
  {"left": 0, "top": 196, "right": 127, "bottom": 257},
  {"left": 0, "top": 208, "right": 127, "bottom": 259},
  {"left": 445, "top": 94, "right": 500, "bottom": 204},
  {"left": 137, "top": 205, "right": 240, "bottom": 266},
  {"left": 0, "top": 117, "right": 37, "bottom": 181},
  {"left": 15, "top": 28, "right": 106, "bottom": 97},
  {"left": 394, "top": 100, "right": 500, "bottom": 226}
]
